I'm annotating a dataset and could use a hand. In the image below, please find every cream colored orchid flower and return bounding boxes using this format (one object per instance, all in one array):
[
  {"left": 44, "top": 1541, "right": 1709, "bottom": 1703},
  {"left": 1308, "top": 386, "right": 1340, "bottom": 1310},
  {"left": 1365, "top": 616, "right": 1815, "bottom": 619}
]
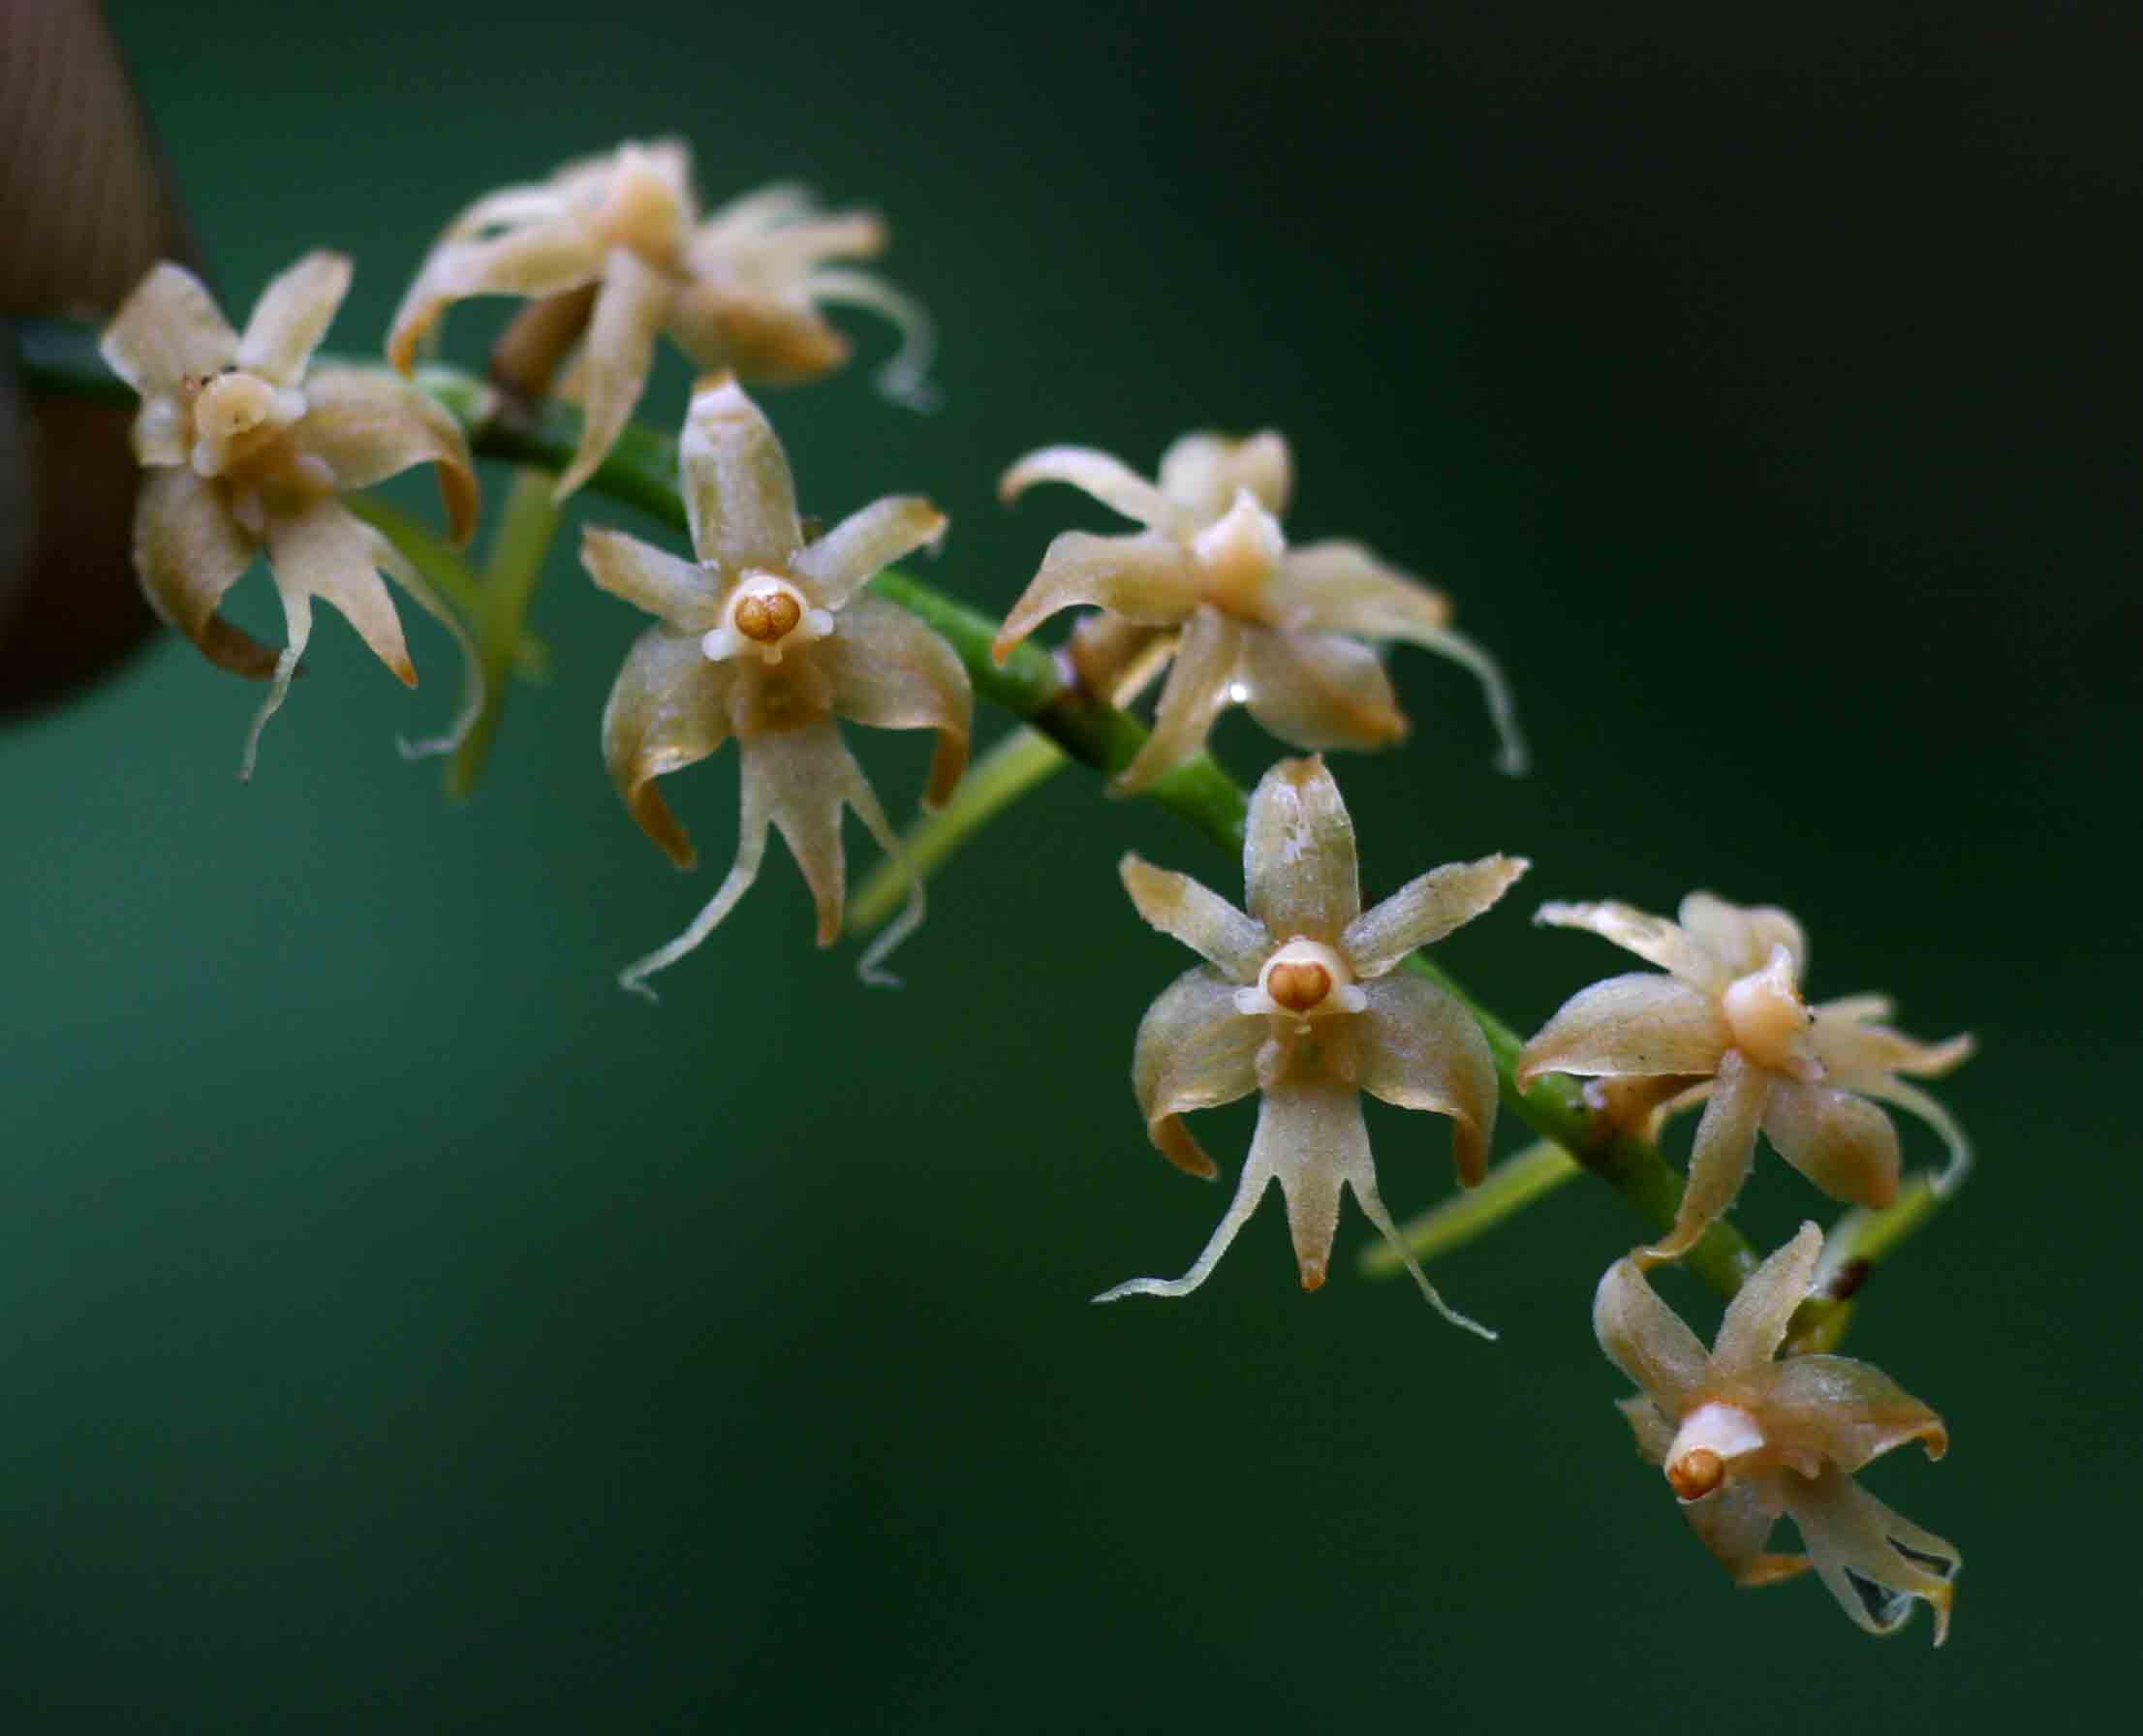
[
  {"left": 990, "top": 431, "right": 1524, "bottom": 792},
  {"left": 1101, "top": 756, "right": 1526, "bottom": 1332},
  {"left": 1598, "top": 1223, "right": 1960, "bottom": 1643},
  {"left": 1516, "top": 893, "right": 1973, "bottom": 1266},
  {"left": 388, "top": 142, "right": 934, "bottom": 499},
  {"left": 100, "top": 255, "right": 481, "bottom": 780},
  {"left": 582, "top": 375, "right": 967, "bottom": 1000}
]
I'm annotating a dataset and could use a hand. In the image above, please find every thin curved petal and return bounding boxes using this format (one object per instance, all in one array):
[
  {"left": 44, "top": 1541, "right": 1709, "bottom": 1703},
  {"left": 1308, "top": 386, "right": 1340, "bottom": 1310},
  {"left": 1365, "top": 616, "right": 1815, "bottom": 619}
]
[
  {"left": 1762, "top": 1355, "right": 1949, "bottom": 1475},
  {"left": 1680, "top": 892, "right": 1807, "bottom": 980},
  {"left": 365, "top": 525, "right": 484, "bottom": 764},
  {"left": 1241, "top": 754, "right": 1360, "bottom": 942},
  {"left": 236, "top": 251, "right": 351, "bottom": 385},
  {"left": 1269, "top": 540, "right": 1451, "bottom": 639},
  {"left": 792, "top": 496, "right": 947, "bottom": 611},
  {"left": 680, "top": 374, "right": 801, "bottom": 571},
  {"left": 821, "top": 595, "right": 973, "bottom": 807},
  {"left": 1641, "top": 1048, "right": 1770, "bottom": 1265},
  {"left": 1686, "top": 1481, "right": 1805, "bottom": 1587},
  {"left": 1239, "top": 627, "right": 1408, "bottom": 753},
  {"left": 1119, "top": 854, "right": 1266, "bottom": 980},
  {"left": 601, "top": 625, "right": 735, "bottom": 868},
  {"left": 1515, "top": 974, "right": 1729, "bottom": 1087},
  {"left": 440, "top": 181, "right": 568, "bottom": 240},
  {"left": 1344, "top": 854, "right": 1530, "bottom": 980},
  {"left": 1113, "top": 607, "right": 1244, "bottom": 793},
  {"left": 554, "top": 247, "right": 672, "bottom": 500},
  {"left": 805, "top": 266, "right": 941, "bottom": 410},
  {"left": 298, "top": 367, "right": 479, "bottom": 543},
  {"left": 100, "top": 263, "right": 236, "bottom": 396},
  {"left": 1593, "top": 1256, "right": 1710, "bottom": 1412},
  {"left": 132, "top": 468, "right": 271, "bottom": 675},
  {"left": 1094, "top": 1138, "right": 1274, "bottom": 1303},
  {"left": 990, "top": 530, "right": 1198, "bottom": 664},
  {"left": 1849, "top": 1075, "right": 1973, "bottom": 1195},
  {"left": 1131, "top": 964, "right": 1264, "bottom": 1179},
  {"left": 1813, "top": 1015, "right": 1974, "bottom": 1083},
  {"left": 1711, "top": 1220, "right": 1823, "bottom": 1378},
  {"left": 387, "top": 224, "right": 604, "bottom": 372},
  {"left": 617, "top": 745, "right": 771, "bottom": 1004},
  {"left": 581, "top": 526, "right": 723, "bottom": 632},
  {"left": 1157, "top": 429, "right": 1291, "bottom": 518},
  {"left": 1786, "top": 1465, "right": 1959, "bottom": 1644},
  {"left": 1355, "top": 973, "right": 1500, "bottom": 1187},
  {"left": 1762, "top": 1078, "right": 1901, "bottom": 1209},
  {"left": 264, "top": 499, "right": 414, "bottom": 686},
  {"left": 998, "top": 445, "right": 1177, "bottom": 530},
  {"left": 1533, "top": 900, "right": 1723, "bottom": 989}
]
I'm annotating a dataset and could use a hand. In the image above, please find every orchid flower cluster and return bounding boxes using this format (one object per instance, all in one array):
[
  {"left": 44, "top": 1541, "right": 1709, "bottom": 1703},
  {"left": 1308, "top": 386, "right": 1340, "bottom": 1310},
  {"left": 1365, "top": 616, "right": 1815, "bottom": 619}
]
[{"left": 82, "top": 136, "right": 1978, "bottom": 1647}]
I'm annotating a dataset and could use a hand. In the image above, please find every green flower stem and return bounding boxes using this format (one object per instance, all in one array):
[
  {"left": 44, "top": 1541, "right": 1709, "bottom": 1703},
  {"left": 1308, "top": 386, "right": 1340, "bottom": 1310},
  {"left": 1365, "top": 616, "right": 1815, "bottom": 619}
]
[
  {"left": 448, "top": 465, "right": 560, "bottom": 798},
  {"left": 15, "top": 317, "right": 1943, "bottom": 1335},
  {"left": 849, "top": 725, "right": 1071, "bottom": 935},
  {"left": 1359, "top": 1139, "right": 1581, "bottom": 1277}
]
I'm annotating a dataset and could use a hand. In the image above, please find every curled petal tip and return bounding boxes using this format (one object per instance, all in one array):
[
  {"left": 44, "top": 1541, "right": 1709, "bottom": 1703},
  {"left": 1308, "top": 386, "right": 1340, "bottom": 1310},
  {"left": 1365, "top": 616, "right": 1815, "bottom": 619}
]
[{"left": 1298, "top": 1259, "right": 1327, "bottom": 1292}]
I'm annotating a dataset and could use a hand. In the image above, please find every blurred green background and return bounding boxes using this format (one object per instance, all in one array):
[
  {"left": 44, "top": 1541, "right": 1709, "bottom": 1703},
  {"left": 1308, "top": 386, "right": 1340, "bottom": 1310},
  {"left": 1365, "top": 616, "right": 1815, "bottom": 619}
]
[{"left": 5, "top": 1, "right": 2136, "bottom": 1727}]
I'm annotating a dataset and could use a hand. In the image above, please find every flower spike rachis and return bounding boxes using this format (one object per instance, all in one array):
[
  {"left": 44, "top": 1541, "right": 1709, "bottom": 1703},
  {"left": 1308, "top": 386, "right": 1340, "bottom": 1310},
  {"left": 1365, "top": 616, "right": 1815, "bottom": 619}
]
[
  {"left": 1516, "top": 893, "right": 1973, "bottom": 1265},
  {"left": 991, "top": 431, "right": 1525, "bottom": 791},
  {"left": 582, "top": 375, "right": 968, "bottom": 1000},
  {"left": 1101, "top": 755, "right": 1526, "bottom": 1333},
  {"left": 1597, "top": 1223, "right": 1961, "bottom": 1643}
]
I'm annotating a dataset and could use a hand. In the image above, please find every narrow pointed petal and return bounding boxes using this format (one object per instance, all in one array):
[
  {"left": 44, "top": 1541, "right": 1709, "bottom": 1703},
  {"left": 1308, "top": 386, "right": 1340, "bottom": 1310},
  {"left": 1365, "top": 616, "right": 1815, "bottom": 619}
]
[
  {"left": 1112, "top": 607, "right": 1244, "bottom": 793},
  {"left": 387, "top": 225, "right": 603, "bottom": 372},
  {"left": 1686, "top": 1481, "right": 1805, "bottom": 1587},
  {"left": 132, "top": 468, "right": 274, "bottom": 676},
  {"left": 792, "top": 496, "right": 947, "bottom": 611},
  {"left": 1849, "top": 1075, "right": 1973, "bottom": 1195},
  {"left": 1641, "top": 1048, "right": 1770, "bottom": 1265},
  {"left": 1339, "top": 1106, "right": 1499, "bottom": 1339},
  {"left": 1255, "top": 1078, "right": 1368, "bottom": 1292},
  {"left": 618, "top": 760, "right": 773, "bottom": 1004},
  {"left": 440, "top": 181, "right": 568, "bottom": 240},
  {"left": 238, "top": 590, "right": 311, "bottom": 782},
  {"left": 264, "top": 500, "right": 414, "bottom": 687},
  {"left": 806, "top": 267, "right": 942, "bottom": 410},
  {"left": 1534, "top": 900, "right": 1724, "bottom": 989},
  {"left": 1239, "top": 628, "right": 1408, "bottom": 753},
  {"left": 1515, "top": 974, "right": 1729, "bottom": 1087},
  {"left": 1712, "top": 1221, "right": 1823, "bottom": 1377},
  {"left": 1269, "top": 540, "right": 1451, "bottom": 638},
  {"left": 755, "top": 718, "right": 866, "bottom": 947},
  {"left": 1355, "top": 973, "right": 1501, "bottom": 1188},
  {"left": 998, "top": 445, "right": 1177, "bottom": 529},
  {"left": 1330, "top": 605, "right": 1526, "bottom": 776},
  {"left": 297, "top": 367, "right": 479, "bottom": 542},
  {"left": 1787, "top": 1465, "right": 1960, "bottom": 1644},
  {"left": 695, "top": 181, "right": 822, "bottom": 245},
  {"left": 100, "top": 263, "right": 236, "bottom": 396},
  {"left": 581, "top": 526, "right": 723, "bottom": 631},
  {"left": 601, "top": 625, "right": 735, "bottom": 868},
  {"left": 555, "top": 248, "right": 671, "bottom": 501},
  {"left": 1593, "top": 1256, "right": 1710, "bottom": 1411},
  {"left": 1132, "top": 964, "right": 1264, "bottom": 1179},
  {"left": 820, "top": 595, "right": 973, "bottom": 807},
  {"left": 1344, "top": 854, "right": 1530, "bottom": 980},
  {"left": 989, "top": 531, "right": 1198, "bottom": 664},
  {"left": 1763, "top": 1354, "right": 1949, "bottom": 1474},
  {"left": 1813, "top": 1015, "right": 1974, "bottom": 1082},
  {"left": 366, "top": 525, "right": 484, "bottom": 764},
  {"left": 1119, "top": 854, "right": 1266, "bottom": 979},
  {"left": 680, "top": 374, "right": 802, "bottom": 571},
  {"left": 1094, "top": 1149, "right": 1274, "bottom": 1303},
  {"left": 1762, "top": 1078, "right": 1902, "bottom": 1209},
  {"left": 236, "top": 251, "right": 351, "bottom": 385},
  {"left": 1679, "top": 892, "right": 1807, "bottom": 979},
  {"left": 1156, "top": 429, "right": 1292, "bottom": 518},
  {"left": 1243, "top": 753, "right": 1359, "bottom": 939}
]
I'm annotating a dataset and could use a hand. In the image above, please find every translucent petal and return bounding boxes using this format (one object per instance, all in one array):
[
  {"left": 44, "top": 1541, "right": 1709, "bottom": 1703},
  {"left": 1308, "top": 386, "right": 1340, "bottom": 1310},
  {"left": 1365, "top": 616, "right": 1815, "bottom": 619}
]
[
  {"left": 440, "top": 182, "right": 568, "bottom": 241},
  {"left": 100, "top": 263, "right": 236, "bottom": 397},
  {"left": 759, "top": 718, "right": 868, "bottom": 947},
  {"left": 1355, "top": 973, "right": 1499, "bottom": 1188},
  {"left": 998, "top": 445, "right": 1177, "bottom": 530},
  {"left": 1786, "top": 1464, "right": 1960, "bottom": 1644},
  {"left": 1617, "top": 1394, "right": 1675, "bottom": 1464},
  {"left": 555, "top": 247, "right": 672, "bottom": 501},
  {"left": 665, "top": 282, "right": 848, "bottom": 383},
  {"left": 580, "top": 526, "right": 723, "bottom": 632},
  {"left": 1112, "top": 607, "right": 1244, "bottom": 793},
  {"left": 297, "top": 367, "right": 479, "bottom": 543},
  {"left": 617, "top": 743, "right": 771, "bottom": 1005},
  {"left": 1238, "top": 627, "right": 1408, "bottom": 753},
  {"left": 1268, "top": 540, "right": 1451, "bottom": 639},
  {"left": 820, "top": 596, "right": 972, "bottom": 808},
  {"left": 365, "top": 525, "right": 485, "bottom": 765},
  {"left": 132, "top": 467, "right": 272, "bottom": 676},
  {"left": 1534, "top": 900, "right": 1724, "bottom": 989},
  {"left": 1515, "top": 974, "right": 1729, "bottom": 1087},
  {"left": 792, "top": 496, "right": 947, "bottom": 611},
  {"left": 1156, "top": 429, "right": 1292, "bottom": 519},
  {"left": 806, "top": 267, "right": 941, "bottom": 411},
  {"left": 1344, "top": 854, "right": 1530, "bottom": 980},
  {"left": 1131, "top": 964, "right": 1264, "bottom": 1179},
  {"left": 600, "top": 625, "right": 735, "bottom": 870},
  {"left": 1850, "top": 1074, "right": 1973, "bottom": 1196},
  {"left": 1641, "top": 1048, "right": 1770, "bottom": 1265},
  {"left": 990, "top": 531, "right": 1198, "bottom": 663},
  {"left": 1812, "top": 1014, "right": 1973, "bottom": 1082},
  {"left": 1242, "top": 753, "right": 1360, "bottom": 941},
  {"left": 1711, "top": 1220, "right": 1822, "bottom": 1377},
  {"left": 387, "top": 224, "right": 604, "bottom": 372},
  {"left": 694, "top": 181, "right": 823, "bottom": 246},
  {"left": 1679, "top": 892, "right": 1807, "bottom": 979},
  {"left": 264, "top": 499, "right": 414, "bottom": 687},
  {"left": 235, "top": 251, "right": 351, "bottom": 386},
  {"left": 1119, "top": 854, "right": 1267, "bottom": 980},
  {"left": 1593, "top": 1256, "right": 1710, "bottom": 1411},
  {"left": 1685, "top": 1479, "right": 1804, "bottom": 1587},
  {"left": 680, "top": 374, "right": 802, "bottom": 572},
  {"left": 1762, "top": 1355, "right": 1948, "bottom": 1474},
  {"left": 1094, "top": 1136, "right": 1274, "bottom": 1303},
  {"left": 1762, "top": 1078, "right": 1902, "bottom": 1209}
]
